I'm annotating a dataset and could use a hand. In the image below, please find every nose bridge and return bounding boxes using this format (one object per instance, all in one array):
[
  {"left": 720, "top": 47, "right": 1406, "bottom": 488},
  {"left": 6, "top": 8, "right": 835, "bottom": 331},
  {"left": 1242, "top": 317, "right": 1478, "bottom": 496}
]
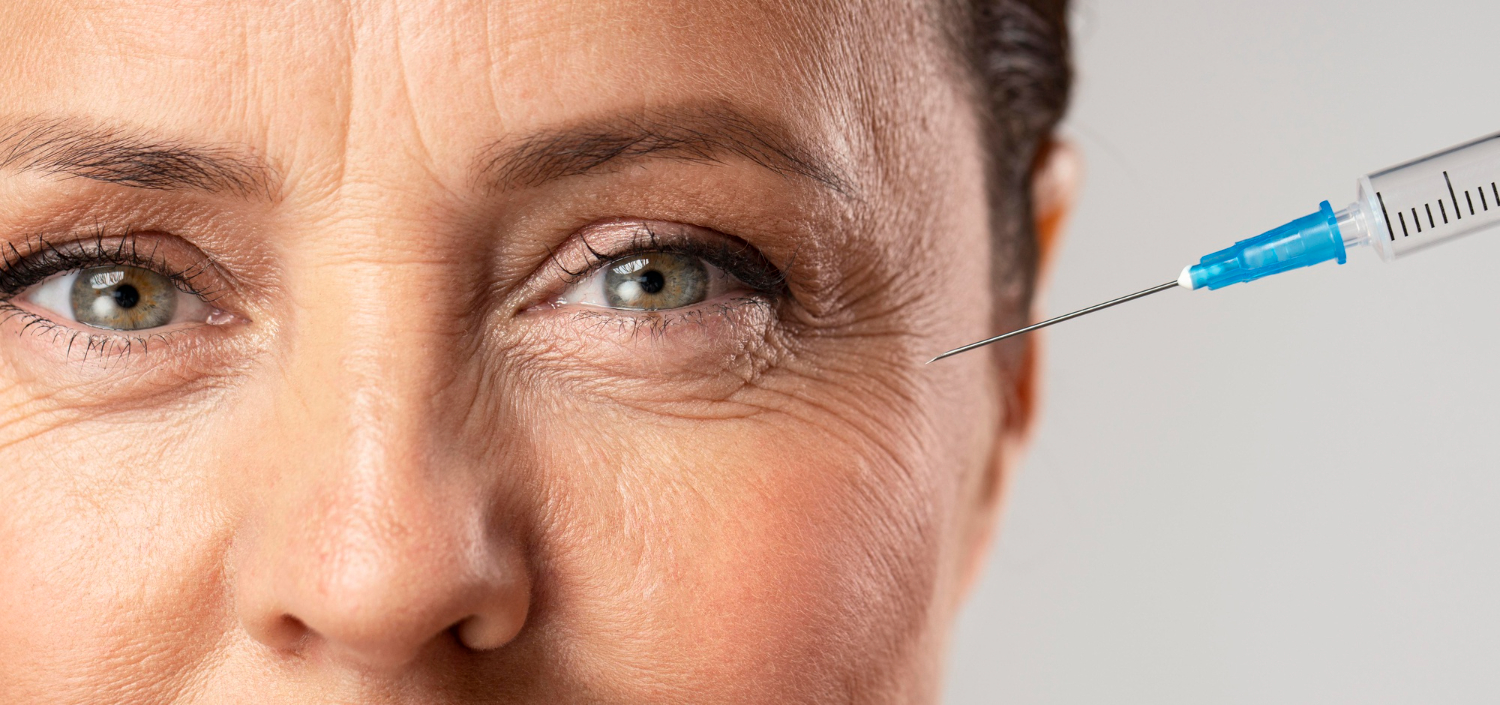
[
  {"left": 282, "top": 185, "right": 489, "bottom": 504},
  {"left": 290, "top": 204, "right": 484, "bottom": 455},
  {"left": 317, "top": 242, "right": 467, "bottom": 404}
]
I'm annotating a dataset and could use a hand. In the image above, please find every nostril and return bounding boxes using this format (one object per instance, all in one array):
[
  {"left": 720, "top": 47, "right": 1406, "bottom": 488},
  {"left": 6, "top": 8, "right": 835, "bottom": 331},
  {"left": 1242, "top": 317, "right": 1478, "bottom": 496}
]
[
  {"left": 279, "top": 615, "right": 311, "bottom": 649},
  {"left": 274, "top": 618, "right": 312, "bottom": 654},
  {"left": 454, "top": 605, "right": 528, "bottom": 652},
  {"left": 445, "top": 620, "right": 472, "bottom": 651},
  {"left": 252, "top": 612, "right": 314, "bottom": 654}
]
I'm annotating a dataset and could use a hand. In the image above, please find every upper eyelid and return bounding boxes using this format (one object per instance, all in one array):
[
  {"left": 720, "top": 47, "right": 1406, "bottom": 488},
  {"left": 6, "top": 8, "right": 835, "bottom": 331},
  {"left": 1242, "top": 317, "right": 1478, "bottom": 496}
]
[
  {"left": 0, "top": 232, "right": 223, "bottom": 301},
  {"left": 551, "top": 222, "right": 674, "bottom": 281}
]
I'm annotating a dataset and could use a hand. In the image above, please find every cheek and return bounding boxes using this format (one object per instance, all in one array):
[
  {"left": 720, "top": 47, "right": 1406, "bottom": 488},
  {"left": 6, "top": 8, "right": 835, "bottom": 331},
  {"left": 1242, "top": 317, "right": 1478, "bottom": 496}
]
[
  {"left": 0, "top": 420, "right": 230, "bottom": 703},
  {"left": 697, "top": 433, "right": 945, "bottom": 684},
  {"left": 532, "top": 406, "right": 953, "bottom": 700}
]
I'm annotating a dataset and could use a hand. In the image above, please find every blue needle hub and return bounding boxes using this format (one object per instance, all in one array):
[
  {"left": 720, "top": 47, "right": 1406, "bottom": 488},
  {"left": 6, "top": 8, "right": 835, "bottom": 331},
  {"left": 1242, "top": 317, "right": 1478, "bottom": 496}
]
[{"left": 1183, "top": 201, "right": 1347, "bottom": 290}]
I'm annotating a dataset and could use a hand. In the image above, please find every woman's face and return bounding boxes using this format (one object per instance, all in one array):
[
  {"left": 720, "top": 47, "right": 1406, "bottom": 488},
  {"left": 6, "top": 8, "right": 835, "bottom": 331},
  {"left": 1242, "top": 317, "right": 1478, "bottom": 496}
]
[{"left": 0, "top": 0, "right": 1034, "bottom": 702}]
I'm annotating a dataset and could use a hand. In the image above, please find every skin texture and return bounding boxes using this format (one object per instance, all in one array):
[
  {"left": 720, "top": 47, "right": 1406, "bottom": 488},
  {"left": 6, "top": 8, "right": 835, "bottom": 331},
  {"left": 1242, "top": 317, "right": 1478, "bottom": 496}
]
[{"left": 0, "top": 0, "right": 1071, "bottom": 702}]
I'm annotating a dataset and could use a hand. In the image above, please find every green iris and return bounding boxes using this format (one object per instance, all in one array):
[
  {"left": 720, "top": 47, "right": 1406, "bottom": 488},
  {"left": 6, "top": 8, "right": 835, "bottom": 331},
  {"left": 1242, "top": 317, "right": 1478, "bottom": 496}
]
[
  {"left": 602, "top": 253, "right": 708, "bottom": 310},
  {"left": 69, "top": 266, "right": 177, "bottom": 330}
]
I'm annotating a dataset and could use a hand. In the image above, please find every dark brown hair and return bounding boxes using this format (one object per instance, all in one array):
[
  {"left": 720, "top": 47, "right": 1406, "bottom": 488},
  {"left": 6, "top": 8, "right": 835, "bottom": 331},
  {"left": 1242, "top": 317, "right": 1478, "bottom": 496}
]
[{"left": 956, "top": 0, "right": 1072, "bottom": 327}]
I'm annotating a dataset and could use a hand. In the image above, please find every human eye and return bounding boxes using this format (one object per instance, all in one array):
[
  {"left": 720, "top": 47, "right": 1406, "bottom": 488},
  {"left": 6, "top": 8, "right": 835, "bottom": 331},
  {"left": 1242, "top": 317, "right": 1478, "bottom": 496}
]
[
  {"left": 547, "top": 223, "right": 786, "bottom": 314},
  {"left": 24, "top": 265, "right": 214, "bottom": 331},
  {"left": 0, "top": 233, "right": 236, "bottom": 353},
  {"left": 557, "top": 251, "right": 744, "bottom": 311}
]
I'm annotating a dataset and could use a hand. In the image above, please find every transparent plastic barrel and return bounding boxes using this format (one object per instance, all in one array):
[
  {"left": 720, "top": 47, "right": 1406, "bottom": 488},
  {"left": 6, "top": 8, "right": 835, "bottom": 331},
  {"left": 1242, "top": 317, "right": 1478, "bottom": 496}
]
[{"left": 1352, "top": 132, "right": 1500, "bottom": 261}]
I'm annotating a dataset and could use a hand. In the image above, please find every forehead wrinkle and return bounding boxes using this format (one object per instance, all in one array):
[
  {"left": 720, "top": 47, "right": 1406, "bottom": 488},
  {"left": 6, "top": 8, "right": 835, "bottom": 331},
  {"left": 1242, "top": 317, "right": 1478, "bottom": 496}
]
[
  {"left": 0, "top": 115, "right": 280, "bottom": 200},
  {"left": 382, "top": 4, "right": 471, "bottom": 202}
]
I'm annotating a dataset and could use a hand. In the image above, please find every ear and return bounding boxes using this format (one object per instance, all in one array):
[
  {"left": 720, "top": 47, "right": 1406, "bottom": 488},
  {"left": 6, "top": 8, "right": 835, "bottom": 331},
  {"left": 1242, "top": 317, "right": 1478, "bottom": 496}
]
[
  {"left": 957, "top": 138, "right": 1080, "bottom": 598},
  {"left": 1030, "top": 139, "right": 1078, "bottom": 286},
  {"left": 1005, "top": 138, "right": 1079, "bottom": 440}
]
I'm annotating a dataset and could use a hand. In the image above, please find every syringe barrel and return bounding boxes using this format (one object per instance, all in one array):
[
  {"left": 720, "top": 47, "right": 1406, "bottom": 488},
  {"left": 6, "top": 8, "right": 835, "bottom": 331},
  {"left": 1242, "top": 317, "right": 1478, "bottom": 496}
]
[{"left": 1351, "top": 131, "right": 1500, "bottom": 261}]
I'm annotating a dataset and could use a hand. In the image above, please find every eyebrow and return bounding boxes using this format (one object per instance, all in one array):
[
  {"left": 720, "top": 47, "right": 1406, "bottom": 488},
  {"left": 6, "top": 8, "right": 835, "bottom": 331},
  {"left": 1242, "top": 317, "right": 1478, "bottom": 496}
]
[
  {"left": 477, "top": 106, "right": 854, "bottom": 198},
  {"left": 0, "top": 117, "right": 277, "bottom": 199},
  {"left": 0, "top": 109, "right": 851, "bottom": 202}
]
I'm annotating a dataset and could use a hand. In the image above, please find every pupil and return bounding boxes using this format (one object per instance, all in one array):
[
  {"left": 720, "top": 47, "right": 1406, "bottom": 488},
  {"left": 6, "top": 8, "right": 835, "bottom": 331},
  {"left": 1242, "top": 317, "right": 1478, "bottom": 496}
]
[
  {"left": 637, "top": 269, "right": 666, "bottom": 295},
  {"left": 112, "top": 284, "right": 141, "bottom": 310}
]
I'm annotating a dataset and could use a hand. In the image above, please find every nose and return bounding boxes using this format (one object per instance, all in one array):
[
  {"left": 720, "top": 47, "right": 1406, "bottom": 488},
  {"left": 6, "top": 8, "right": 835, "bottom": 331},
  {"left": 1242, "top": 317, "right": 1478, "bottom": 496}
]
[
  {"left": 236, "top": 488, "right": 529, "bottom": 670},
  {"left": 232, "top": 324, "right": 531, "bottom": 671},
  {"left": 233, "top": 402, "right": 532, "bottom": 670}
]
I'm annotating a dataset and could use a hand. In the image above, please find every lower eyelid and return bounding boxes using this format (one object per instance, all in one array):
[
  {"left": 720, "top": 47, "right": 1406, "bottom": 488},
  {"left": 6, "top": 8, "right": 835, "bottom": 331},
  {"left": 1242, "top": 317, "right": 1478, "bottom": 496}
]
[
  {"left": 0, "top": 295, "right": 239, "bottom": 367},
  {"left": 525, "top": 295, "right": 785, "bottom": 381},
  {"left": 561, "top": 294, "right": 774, "bottom": 332}
]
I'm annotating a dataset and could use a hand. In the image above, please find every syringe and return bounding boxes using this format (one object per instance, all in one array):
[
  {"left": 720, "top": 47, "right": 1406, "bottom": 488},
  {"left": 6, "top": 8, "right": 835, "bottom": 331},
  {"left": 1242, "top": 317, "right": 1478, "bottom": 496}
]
[{"left": 931, "top": 130, "right": 1500, "bottom": 363}]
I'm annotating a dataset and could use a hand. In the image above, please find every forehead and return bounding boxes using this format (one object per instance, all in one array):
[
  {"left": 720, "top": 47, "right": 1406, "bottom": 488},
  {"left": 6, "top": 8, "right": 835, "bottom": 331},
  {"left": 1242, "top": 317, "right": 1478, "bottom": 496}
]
[{"left": 0, "top": 0, "right": 933, "bottom": 184}]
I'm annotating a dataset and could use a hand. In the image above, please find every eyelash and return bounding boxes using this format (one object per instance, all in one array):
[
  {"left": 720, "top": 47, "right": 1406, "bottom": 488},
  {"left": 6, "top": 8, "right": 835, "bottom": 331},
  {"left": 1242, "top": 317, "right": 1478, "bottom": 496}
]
[
  {"left": 0, "top": 230, "right": 219, "bottom": 300},
  {"left": 0, "top": 230, "right": 220, "bottom": 360}
]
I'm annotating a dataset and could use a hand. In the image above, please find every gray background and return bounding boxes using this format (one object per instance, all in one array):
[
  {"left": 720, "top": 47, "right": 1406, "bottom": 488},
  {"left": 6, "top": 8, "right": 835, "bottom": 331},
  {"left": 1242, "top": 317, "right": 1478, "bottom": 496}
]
[{"left": 946, "top": 1, "right": 1500, "bottom": 702}]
